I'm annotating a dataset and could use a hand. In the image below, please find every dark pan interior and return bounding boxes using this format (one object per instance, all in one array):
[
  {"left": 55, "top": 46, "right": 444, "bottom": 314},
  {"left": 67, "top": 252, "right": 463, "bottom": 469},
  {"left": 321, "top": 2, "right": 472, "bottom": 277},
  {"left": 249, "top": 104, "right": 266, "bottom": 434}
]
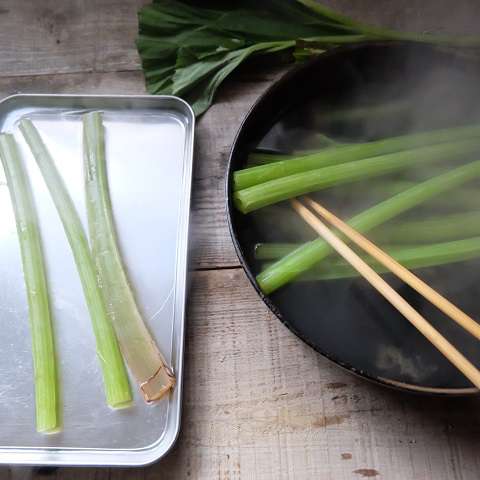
[{"left": 227, "top": 43, "right": 480, "bottom": 393}]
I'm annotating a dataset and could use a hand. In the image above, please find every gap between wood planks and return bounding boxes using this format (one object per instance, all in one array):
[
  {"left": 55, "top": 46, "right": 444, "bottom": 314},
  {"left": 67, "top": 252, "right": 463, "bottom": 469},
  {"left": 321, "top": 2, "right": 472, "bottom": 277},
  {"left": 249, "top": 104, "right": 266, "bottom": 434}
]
[
  {"left": 0, "top": 67, "right": 143, "bottom": 80},
  {"left": 194, "top": 265, "right": 242, "bottom": 272}
]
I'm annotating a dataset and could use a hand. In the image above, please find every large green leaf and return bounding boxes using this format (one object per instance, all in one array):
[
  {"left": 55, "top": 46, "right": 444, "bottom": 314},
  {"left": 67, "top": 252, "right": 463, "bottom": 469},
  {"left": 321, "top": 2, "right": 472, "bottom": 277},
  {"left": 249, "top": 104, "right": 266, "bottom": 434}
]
[
  {"left": 137, "top": 0, "right": 480, "bottom": 116},
  {"left": 189, "top": 41, "right": 295, "bottom": 115}
]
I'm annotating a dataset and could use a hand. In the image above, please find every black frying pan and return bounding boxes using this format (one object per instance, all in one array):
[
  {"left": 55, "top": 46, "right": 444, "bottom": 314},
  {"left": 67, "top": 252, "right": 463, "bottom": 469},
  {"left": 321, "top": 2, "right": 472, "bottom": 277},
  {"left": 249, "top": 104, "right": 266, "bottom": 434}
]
[{"left": 226, "top": 43, "right": 480, "bottom": 394}]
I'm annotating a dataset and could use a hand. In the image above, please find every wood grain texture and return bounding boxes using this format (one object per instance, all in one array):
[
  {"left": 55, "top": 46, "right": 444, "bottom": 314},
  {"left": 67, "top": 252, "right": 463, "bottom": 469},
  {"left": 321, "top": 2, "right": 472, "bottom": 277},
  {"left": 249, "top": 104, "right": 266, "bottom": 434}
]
[
  {"left": 5, "top": 269, "right": 480, "bottom": 479},
  {"left": 190, "top": 74, "right": 283, "bottom": 269},
  {"left": 1, "top": 0, "right": 480, "bottom": 479},
  {"left": 0, "top": 0, "right": 149, "bottom": 76},
  {"left": 1, "top": 0, "right": 478, "bottom": 78}
]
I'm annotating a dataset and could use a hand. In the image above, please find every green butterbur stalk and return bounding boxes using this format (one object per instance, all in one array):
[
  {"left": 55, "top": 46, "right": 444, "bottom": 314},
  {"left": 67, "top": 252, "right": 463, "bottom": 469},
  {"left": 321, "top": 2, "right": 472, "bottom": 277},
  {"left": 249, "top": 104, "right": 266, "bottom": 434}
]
[
  {"left": 234, "top": 139, "right": 480, "bottom": 213},
  {"left": 372, "top": 211, "right": 480, "bottom": 244},
  {"left": 83, "top": 112, "right": 175, "bottom": 402},
  {"left": 0, "top": 134, "right": 58, "bottom": 432},
  {"left": 19, "top": 119, "right": 132, "bottom": 409},
  {"left": 257, "top": 161, "right": 480, "bottom": 294},
  {"left": 255, "top": 212, "right": 480, "bottom": 258},
  {"left": 234, "top": 125, "right": 480, "bottom": 190},
  {"left": 259, "top": 237, "right": 480, "bottom": 280}
]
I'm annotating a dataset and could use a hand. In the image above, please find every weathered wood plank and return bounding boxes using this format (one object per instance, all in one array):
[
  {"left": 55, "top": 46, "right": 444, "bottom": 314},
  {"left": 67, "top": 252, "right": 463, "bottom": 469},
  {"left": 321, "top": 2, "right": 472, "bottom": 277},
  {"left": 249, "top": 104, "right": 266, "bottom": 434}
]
[
  {"left": 190, "top": 73, "right": 284, "bottom": 269},
  {"left": 1, "top": 0, "right": 479, "bottom": 78},
  {"left": 327, "top": 0, "right": 480, "bottom": 34},
  {"left": 0, "top": 71, "right": 146, "bottom": 96},
  {"left": 6, "top": 268, "right": 479, "bottom": 480},
  {"left": 0, "top": 0, "right": 148, "bottom": 76}
]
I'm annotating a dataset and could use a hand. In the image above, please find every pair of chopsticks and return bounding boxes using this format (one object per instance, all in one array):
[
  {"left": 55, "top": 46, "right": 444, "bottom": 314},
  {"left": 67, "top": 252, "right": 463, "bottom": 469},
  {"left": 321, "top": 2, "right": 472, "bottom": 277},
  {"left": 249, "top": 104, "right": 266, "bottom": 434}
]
[{"left": 291, "top": 197, "right": 480, "bottom": 388}]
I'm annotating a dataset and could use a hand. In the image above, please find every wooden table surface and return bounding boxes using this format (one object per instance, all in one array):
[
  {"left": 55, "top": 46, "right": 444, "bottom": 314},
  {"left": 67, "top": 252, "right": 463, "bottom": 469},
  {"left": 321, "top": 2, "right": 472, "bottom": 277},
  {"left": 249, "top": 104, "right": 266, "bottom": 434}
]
[{"left": 2, "top": 1, "right": 480, "bottom": 479}]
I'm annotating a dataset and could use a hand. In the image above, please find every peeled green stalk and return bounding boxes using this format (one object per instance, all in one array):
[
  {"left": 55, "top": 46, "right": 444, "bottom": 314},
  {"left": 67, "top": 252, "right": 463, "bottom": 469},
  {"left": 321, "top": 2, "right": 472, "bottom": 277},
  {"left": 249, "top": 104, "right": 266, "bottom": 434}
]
[
  {"left": 247, "top": 136, "right": 339, "bottom": 166},
  {"left": 372, "top": 211, "right": 480, "bottom": 244},
  {"left": 248, "top": 152, "right": 309, "bottom": 166},
  {"left": 330, "top": 180, "right": 480, "bottom": 208},
  {"left": 234, "top": 139, "right": 480, "bottom": 213},
  {"left": 257, "top": 160, "right": 480, "bottom": 294},
  {"left": 248, "top": 152, "right": 292, "bottom": 164},
  {"left": 83, "top": 112, "right": 175, "bottom": 402},
  {"left": 261, "top": 237, "right": 480, "bottom": 280},
  {"left": 255, "top": 211, "right": 480, "bottom": 259},
  {"left": 19, "top": 119, "right": 132, "bottom": 409},
  {"left": 255, "top": 243, "right": 306, "bottom": 260},
  {"left": 0, "top": 134, "right": 58, "bottom": 432},
  {"left": 234, "top": 125, "right": 480, "bottom": 190}
]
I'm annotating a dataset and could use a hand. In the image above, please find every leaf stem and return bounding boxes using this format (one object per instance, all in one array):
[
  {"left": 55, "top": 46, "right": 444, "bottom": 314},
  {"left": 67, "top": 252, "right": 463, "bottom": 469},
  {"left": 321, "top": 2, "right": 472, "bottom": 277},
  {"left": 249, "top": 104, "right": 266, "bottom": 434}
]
[
  {"left": 20, "top": 119, "right": 132, "bottom": 409},
  {"left": 0, "top": 134, "right": 59, "bottom": 432},
  {"left": 83, "top": 112, "right": 175, "bottom": 402}
]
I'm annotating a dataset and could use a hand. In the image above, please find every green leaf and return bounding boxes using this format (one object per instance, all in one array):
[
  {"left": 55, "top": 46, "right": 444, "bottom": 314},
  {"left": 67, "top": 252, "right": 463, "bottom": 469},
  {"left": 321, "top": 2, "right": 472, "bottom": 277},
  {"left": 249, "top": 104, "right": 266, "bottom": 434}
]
[
  {"left": 189, "top": 41, "right": 295, "bottom": 115},
  {"left": 137, "top": 0, "right": 480, "bottom": 116}
]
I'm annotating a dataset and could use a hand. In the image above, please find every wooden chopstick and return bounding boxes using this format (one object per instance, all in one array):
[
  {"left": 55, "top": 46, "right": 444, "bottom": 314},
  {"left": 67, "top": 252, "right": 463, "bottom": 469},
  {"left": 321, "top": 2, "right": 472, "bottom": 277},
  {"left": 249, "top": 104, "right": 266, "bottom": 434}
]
[
  {"left": 290, "top": 198, "right": 480, "bottom": 389},
  {"left": 303, "top": 196, "right": 480, "bottom": 342}
]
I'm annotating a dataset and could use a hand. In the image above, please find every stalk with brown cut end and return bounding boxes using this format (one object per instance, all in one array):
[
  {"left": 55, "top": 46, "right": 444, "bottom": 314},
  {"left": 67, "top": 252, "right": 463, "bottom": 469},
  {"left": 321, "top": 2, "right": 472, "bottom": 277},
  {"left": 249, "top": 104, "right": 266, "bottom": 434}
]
[
  {"left": 20, "top": 119, "right": 132, "bottom": 409},
  {"left": 83, "top": 112, "right": 175, "bottom": 402}
]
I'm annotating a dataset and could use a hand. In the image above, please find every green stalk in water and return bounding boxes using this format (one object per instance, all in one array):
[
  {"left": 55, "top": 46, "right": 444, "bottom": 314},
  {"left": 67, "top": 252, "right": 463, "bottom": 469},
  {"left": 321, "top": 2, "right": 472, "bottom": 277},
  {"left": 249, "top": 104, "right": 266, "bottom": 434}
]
[
  {"left": 257, "top": 160, "right": 480, "bottom": 294},
  {"left": 329, "top": 179, "right": 480, "bottom": 209},
  {"left": 83, "top": 112, "right": 175, "bottom": 402},
  {"left": 255, "top": 211, "right": 480, "bottom": 258},
  {"left": 298, "top": 237, "right": 480, "bottom": 280},
  {"left": 234, "top": 139, "right": 480, "bottom": 213},
  {"left": 19, "top": 119, "right": 132, "bottom": 409},
  {"left": 261, "top": 237, "right": 480, "bottom": 281},
  {"left": 234, "top": 125, "right": 480, "bottom": 190},
  {"left": 372, "top": 211, "right": 480, "bottom": 244},
  {"left": 247, "top": 135, "right": 339, "bottom": 166},
  {"left": 0, "top": 134, "right": 59, "bottom": 433},
  {"left": 247, "top": 152, "right": 299, "bottom": 166}
]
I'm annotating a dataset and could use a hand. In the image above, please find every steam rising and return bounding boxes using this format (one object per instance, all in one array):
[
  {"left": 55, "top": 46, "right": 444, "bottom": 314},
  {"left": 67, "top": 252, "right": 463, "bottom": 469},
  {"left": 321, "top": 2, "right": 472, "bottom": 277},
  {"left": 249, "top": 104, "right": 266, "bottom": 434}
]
[{"left": 245, "top": 44, "right": 480, "bottom": 388}]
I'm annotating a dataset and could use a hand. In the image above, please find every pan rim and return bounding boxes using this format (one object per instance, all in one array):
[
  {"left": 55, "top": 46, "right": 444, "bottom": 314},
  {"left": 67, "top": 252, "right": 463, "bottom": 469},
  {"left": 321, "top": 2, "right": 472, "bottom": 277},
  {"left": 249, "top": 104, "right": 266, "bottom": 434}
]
[{"left": 225, "top": 41, "right": 480, "bottom": 396}]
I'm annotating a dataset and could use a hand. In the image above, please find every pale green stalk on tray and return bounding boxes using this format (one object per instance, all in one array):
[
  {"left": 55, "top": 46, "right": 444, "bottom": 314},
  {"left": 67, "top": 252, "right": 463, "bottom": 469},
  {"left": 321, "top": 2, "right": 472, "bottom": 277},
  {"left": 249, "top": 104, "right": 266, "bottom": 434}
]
[
  {"left": 234, "top": 139, "right": 480, "bottom": 213},
  {"left": 259, "top": 237, "right": 480, "bottom": 281},
  {"left": 257, "top": 161, "right": 480, "bottom": 294},
  {"left": 83, "top": 112, "right": 175, "bottom": 402},
  {"left": 19, "top": 119, "right": 132, "bottom": 409},
  {"left": 0, "top": 134, "right": 59, "bottom": 433},
  {"left": 234, "top": 125, "right": 480, "bottom": 191}
]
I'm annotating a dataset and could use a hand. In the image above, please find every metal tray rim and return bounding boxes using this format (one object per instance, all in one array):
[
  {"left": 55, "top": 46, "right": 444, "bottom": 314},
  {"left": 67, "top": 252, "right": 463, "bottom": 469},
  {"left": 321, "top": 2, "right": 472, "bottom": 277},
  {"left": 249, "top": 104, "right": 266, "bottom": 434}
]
[{"left": 0, "top": 93, "right": 195, "bottom": 466}]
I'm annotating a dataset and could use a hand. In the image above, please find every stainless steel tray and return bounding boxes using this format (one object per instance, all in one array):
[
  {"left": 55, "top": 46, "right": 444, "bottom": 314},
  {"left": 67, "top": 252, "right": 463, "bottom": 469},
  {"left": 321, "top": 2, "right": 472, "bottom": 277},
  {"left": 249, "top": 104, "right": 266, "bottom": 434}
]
[{"left": 0, "top": 94, "right": 194, "bottom": 466}]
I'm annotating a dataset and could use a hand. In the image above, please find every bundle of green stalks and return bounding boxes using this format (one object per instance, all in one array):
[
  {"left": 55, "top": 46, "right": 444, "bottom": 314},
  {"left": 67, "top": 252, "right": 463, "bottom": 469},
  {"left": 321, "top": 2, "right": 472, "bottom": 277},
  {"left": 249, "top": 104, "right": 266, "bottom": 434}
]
[
  {"left": 232, "top": 125, "right": 480, "bottom": 294},
  {"left": 0, "top": 115, "right": 174, "bottom": 432}
]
